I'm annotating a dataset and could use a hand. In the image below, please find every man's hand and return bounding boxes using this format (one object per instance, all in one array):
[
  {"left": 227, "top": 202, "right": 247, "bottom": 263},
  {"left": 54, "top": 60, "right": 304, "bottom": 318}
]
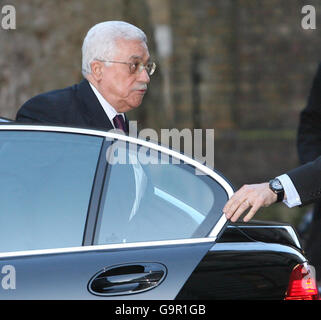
[{"left": 223, "top": 183, "right": 278, "bottom": 222}]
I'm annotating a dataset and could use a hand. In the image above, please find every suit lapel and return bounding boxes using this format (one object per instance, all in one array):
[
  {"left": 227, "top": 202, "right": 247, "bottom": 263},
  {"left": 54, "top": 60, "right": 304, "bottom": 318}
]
[{"left": 76, "top": 79, "right": 114, "bottom": 131}]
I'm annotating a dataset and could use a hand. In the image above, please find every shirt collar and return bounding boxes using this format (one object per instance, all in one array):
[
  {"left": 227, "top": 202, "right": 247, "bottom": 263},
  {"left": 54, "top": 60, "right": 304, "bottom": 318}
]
[{"left": 89, "top": 82, "right": 125, "bottom": 126}]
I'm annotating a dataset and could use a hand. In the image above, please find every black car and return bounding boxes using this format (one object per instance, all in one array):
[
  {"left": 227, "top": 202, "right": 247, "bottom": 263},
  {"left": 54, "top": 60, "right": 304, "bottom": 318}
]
[{"left": 0, "top": 124, "right": 318, "bottom": 300}]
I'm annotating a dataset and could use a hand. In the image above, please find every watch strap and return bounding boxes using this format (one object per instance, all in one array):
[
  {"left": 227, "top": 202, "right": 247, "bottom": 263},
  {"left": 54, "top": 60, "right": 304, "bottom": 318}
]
[{"left": 276, "top": 189, "right": 284, "bottom": 202}]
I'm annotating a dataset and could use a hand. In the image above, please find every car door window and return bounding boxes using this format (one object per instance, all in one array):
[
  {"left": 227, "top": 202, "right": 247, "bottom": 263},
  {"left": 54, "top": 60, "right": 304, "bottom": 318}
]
[
  {"left": 95, "top": 141, "right": 229, "bottom": 245},
  {"left": 0, "top": 131, "right": 103, "bottom": 252}
]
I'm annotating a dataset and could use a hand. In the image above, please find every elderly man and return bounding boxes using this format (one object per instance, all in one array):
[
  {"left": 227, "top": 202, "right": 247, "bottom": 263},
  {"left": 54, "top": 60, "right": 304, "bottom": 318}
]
[
  {"left": 16, "top": 21, "right": 156, "bottom": 133},
  {"left": 223, "top": 154, "right": 321, "bottom": 222}
]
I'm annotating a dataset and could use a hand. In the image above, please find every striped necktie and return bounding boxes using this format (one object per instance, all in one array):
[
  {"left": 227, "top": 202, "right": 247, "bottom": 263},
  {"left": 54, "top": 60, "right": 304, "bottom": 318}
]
[{"left": 113, "top": 115, "right": 128, "bottom": 134}]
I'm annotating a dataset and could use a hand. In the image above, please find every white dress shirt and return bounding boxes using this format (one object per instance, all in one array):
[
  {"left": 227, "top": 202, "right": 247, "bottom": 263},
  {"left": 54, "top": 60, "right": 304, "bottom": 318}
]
[
  {"left": 277, "top": 174, "right": 302, "bottom": 207},
  {"left": 89, "top": 82, "right": 125, "bottom": 127}
]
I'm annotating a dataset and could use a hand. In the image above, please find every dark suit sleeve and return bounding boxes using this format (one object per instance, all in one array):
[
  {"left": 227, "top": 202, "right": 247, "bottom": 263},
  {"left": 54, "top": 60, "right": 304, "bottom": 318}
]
[
  {"left": 297, "top": 63, "right": 321, "bottom": 164},
  {"left": 287, "top": 155, "right": 321, "bottom": 206}
]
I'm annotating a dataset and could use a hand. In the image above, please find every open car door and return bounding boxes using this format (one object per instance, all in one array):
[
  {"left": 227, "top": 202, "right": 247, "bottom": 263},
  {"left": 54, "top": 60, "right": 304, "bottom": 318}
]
[{"left": 0, "top": 127, "right": 233, "bottom": 299}]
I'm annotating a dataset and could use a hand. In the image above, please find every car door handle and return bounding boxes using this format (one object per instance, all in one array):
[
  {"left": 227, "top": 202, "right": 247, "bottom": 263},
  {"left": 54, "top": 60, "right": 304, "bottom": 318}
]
[{"left": 88, "top": 263, "right": 167, "bottom": 296}]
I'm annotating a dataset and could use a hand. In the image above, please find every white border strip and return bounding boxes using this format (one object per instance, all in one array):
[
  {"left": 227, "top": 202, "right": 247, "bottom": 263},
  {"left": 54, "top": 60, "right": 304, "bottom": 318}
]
[
  {"left": 0, "top": 237, "right": 216, "bottom": 259},
  {"left": 209, "top": 214, "right": 227, "bottom": 238}
]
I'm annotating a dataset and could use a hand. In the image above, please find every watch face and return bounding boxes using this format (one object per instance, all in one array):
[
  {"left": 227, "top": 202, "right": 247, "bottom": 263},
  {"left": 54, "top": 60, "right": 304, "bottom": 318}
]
[{"left": 271, "top": 179, "right": 283, "bottom": 191}]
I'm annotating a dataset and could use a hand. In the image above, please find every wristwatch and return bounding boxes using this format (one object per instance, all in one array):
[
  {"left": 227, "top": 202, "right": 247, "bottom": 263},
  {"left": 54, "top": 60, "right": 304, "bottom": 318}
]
[{"left": 269, "top": 178, "right": 284, "bottom": 202}]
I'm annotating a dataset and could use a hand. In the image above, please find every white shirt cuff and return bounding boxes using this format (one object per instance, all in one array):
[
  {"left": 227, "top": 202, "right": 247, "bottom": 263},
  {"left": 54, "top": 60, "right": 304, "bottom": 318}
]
[{"left": 276, "top": 174, "right": 302, "bottom": 208}]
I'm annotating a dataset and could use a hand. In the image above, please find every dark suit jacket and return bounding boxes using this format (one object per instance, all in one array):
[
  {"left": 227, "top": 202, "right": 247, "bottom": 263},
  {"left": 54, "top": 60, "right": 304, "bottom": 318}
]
[
  {"left": 297, "top": 63, "right": 321, "bottom": 164},
  {"left": 286, "top": 155, "right": 321, "bottom": 206},
  {"left": 296, "top": 64, "right": 321, "bottom": 208},
  {"left": 16, "top": 79, "right": 128, "bottom": 132}
]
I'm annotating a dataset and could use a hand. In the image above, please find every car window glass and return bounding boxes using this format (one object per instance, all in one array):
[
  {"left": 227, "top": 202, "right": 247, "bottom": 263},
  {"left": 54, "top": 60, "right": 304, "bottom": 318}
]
[
  {"left": 0, "top": 131, "right": 103, "bottom": 252},
  {"left": 95, "top": 141, "right": 228, "bottom": 245}
]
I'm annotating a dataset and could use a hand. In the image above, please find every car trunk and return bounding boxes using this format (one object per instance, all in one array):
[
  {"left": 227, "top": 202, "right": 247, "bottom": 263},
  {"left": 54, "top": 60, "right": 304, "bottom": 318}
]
[{"left": 176, "top": 220, "right": 307, "bottom": 300}]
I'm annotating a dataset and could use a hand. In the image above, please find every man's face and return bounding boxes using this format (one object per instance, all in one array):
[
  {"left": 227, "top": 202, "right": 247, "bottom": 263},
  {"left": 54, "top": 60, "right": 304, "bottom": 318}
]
[{"left": 97, "top": 38, "right": 151, "bottom": 113}]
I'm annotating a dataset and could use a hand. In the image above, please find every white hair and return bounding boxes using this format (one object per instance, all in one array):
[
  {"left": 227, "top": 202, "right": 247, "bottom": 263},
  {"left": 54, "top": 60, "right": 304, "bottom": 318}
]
[{"left": 81, "top": 21, "right": 147, "bottom": 77}]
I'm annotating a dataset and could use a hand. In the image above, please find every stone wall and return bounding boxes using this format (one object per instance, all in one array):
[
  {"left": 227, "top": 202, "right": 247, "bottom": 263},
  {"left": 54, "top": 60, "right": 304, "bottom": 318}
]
[{"left": 0, "top": 0, "right": 163, "bottom": 125}]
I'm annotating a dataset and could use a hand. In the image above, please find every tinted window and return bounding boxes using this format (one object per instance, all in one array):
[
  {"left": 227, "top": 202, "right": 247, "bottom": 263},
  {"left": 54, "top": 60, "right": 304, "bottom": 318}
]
[
  {"left": 95, "top": 141, "right": 228, "bottom": 244},
  {"left": 0, "top": 131, "right": 103, "bottom": 252}
]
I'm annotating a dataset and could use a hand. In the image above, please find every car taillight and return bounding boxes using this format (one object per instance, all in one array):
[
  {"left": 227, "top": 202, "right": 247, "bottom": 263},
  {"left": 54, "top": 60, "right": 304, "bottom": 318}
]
[{"left": 285, "top": 263, "right": 320, "bottom": 300}]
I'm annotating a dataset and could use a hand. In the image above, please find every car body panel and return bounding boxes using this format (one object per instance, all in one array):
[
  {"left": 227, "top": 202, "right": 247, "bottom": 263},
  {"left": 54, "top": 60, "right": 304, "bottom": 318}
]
[
  {"left": 177, "top": 241, "right": 306, "bottom": 300},
  {"left": 0, "top": 239, "right": 215, "bottom": 299}
]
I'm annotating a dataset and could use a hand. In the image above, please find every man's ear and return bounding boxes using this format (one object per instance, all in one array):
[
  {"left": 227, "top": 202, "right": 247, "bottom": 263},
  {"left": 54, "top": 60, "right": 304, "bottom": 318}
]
[{"left": 90, "top": 61, "right": 103, "bottom": 81}]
